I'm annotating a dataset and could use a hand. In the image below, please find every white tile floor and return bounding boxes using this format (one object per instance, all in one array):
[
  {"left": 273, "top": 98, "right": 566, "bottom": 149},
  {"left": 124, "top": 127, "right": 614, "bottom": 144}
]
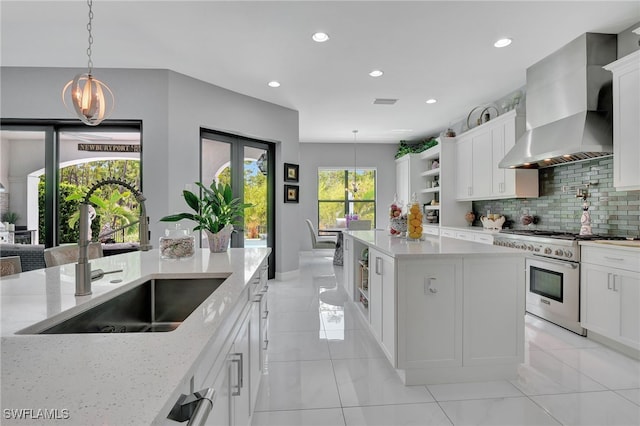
[{"left": 252, "top": 253, "right": 640, "bottom": 426}]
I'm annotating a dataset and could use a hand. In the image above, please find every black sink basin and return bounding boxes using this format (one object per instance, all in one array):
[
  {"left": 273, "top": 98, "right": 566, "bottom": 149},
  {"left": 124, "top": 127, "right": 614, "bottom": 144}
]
[{"left": 35, "top": 277, "right": 227, "bottom": 334}]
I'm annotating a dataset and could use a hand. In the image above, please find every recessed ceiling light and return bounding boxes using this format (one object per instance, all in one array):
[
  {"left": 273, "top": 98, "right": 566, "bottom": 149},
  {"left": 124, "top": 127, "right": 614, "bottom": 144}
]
[
  {"left": 369, "top": 70, "right": 384, "bottom": 77},
  {"left": 563, "top": 154, "right": 572, "bottom": 158},
  {"left": 268, "top": 81, "right": 280, "bottom": 88},
  {"left": 524, "top": 162, "right": 531, "bottom": 166},
  {"left": 544, "top": 158, "right": 552, "bottom": 162},
  {"left": 494, "top": 38, "right": 512, "bottom": 48},
  {"left": 426, "top": 98, "right": 437, "bottom": 104},
  {"left": 312, "top": 32, "right": 329, "bottom": 43}
]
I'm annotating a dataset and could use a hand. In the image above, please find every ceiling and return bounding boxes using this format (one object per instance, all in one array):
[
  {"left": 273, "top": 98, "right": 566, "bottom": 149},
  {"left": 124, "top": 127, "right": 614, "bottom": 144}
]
[{"left": 1, "top": 1, "right": 639, "bottom": 144}]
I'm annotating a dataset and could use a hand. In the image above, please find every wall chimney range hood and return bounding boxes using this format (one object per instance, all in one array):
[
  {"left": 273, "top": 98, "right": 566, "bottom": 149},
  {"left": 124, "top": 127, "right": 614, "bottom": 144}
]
[{"left": 499, "top": 33, "right": 617, "bottom": 169}]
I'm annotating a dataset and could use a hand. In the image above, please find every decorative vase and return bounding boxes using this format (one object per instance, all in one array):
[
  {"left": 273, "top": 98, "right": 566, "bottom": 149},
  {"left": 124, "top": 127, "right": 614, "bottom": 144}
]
[
  {"left": 205, "top": 224, "right": 234, "bottom": 253},
  {"left": 465, "top": 211, "right": 475, "bottom": 226}
]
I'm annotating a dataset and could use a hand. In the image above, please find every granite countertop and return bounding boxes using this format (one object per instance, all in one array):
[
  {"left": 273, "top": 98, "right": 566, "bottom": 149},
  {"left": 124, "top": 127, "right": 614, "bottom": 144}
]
[
  {"left": 1, "top": 247, "right": 270, "bottom": 425},
  {"left": 345, "top": 230, "right": 523, "bottom": 258}
]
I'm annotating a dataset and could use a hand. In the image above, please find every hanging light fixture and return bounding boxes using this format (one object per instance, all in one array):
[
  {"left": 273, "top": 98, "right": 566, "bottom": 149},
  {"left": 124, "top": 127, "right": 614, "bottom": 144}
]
[
  {"left": 62, "top": 0, "right": 114, "bottom": 126},
  {"left": 351, "top": 130, "right": 359, "bottom": 194}
]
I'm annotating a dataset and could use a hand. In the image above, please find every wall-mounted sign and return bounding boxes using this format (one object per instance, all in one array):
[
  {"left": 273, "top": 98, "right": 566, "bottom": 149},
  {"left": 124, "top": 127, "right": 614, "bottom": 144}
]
[{"left": 78, "top": 143, "right": 141, "bottom": 153}]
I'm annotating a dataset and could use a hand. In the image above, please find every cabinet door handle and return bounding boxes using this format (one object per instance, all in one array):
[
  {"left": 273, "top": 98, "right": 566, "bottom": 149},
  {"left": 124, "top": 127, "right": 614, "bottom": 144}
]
[
  {"left": 424, "top": 277, "right": 437, "bottom": 294},
  {"left": 468, "top": 186, "right": 472, "bottom": 196},
  {"left": 604, "top": 256, "right": 624, "bottom": 262},
  {"left": 612, "top": 274, "right": 619, "bottom": 292},
  {"left": 231, "top": 353, "right": 243, "bottom": 396},
  {"left": 253, "top": 294, "right": 263, "bottom": 303},
  {"left": 262, "top": 309, "right": 269, "bottom": 320},
  {"left": 345, "top": 238, "right": 349, "bottom": 250},
  {"left": 263, "top": 339, "right": 269, "bottom": 351},
  {"left": 607, "top": 273, "right": 613, "bottom": 290},
  {"left": 375, "top": 257, "right": 382, "bottom": 275}
]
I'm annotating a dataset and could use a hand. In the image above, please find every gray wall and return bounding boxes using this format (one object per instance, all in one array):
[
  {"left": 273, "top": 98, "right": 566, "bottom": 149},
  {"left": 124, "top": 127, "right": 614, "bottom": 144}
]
[
  {"left": 1, "top": 67, "right": 300, "bottom": 275},
  {"left": 618, "top": 21, "right": 640, "bottom": 58},
  {"left": 473, "top": 157, "right": 640, "bottom": 238},
  {"left": 299, "top": 142, "right": 397, "bottom": 251}
]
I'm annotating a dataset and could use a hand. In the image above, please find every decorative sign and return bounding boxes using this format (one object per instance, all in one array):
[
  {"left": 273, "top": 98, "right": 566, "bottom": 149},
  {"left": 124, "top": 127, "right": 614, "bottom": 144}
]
[{"left": 78, "top": 143, "right": 141, "bottom": 153}]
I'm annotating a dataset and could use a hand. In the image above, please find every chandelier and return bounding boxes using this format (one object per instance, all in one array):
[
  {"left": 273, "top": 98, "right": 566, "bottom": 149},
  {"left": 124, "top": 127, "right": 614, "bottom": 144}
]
[{"left": 62, "top": 0, "right": 114, "bottom": 126}]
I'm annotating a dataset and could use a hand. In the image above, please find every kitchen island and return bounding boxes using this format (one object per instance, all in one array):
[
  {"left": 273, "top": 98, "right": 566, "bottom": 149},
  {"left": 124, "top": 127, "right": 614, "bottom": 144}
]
[
  {"left": 343, "top": 230, "right": 526, "bottom": 385},
  {"left": 1, "top": 247, "right": 270, "bottom": 425}
]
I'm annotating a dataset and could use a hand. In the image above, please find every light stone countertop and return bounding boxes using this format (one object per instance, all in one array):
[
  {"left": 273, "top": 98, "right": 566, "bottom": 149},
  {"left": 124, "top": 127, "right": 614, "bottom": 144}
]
[
  {"left": 439, "top": 225, "right": 502, "bottom": 234},
  {"left": 579, "top": 240, "right": 640, "bottom": 252},
  {"left": 1, "top": 247, "right": 270, "bottom": 425},
  {"left": 345, "top": 230, "right": 523, "bottom": 258}
]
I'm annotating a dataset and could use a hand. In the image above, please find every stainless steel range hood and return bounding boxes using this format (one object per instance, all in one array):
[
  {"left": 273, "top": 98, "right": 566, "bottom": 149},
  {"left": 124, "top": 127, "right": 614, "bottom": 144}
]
[{"left": 499, "top": 33, "right": 617, "bottom": 169}]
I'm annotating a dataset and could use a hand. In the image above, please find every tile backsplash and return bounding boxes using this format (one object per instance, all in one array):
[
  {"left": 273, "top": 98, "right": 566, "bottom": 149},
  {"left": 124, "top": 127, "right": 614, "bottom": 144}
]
[{"left": 473, "top": 157, "right": 640, "bottom": 237}]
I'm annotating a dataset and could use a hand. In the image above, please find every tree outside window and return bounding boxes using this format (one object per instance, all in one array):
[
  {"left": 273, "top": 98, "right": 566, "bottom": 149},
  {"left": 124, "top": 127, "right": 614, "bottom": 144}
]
[{"left": 317, "top": 168, "right": 375, "bottom": 231}]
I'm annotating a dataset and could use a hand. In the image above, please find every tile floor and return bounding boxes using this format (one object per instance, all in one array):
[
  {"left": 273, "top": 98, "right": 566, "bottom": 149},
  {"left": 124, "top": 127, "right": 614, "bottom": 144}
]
[{"left": 252, "top": 253, "right": 640, "bottom": 426}]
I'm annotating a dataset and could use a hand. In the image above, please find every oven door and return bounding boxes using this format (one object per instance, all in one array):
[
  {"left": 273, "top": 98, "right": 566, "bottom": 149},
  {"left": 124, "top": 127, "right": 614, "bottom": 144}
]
[{"left": 526, "top": 256, "right": 582, "bottom": 332}]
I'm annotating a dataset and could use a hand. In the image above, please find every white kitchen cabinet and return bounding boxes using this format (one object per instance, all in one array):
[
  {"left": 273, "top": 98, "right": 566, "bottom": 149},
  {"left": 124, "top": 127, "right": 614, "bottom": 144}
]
[
  {"left": 395, "top": 153, "right": 422, "bottom": 208},
  {"left": 397, "top": 258, "right": 462, "bottom": 369},
  {"left": 396, "top": 140, "right": 470, "bottom": 233},
  {"left": 581, "top": 245, "right": 640, "bottom": 351},
  {"left": 201, "top": 359, "right": 231, "bottom": 426},
  {"left": 184, "top": 261, "right": 268, "bottom": 426},
  {"left": 343, "top": 234, "right": 355, "bottom": 295},
  {"left": 440, "top": 226, "right": 495, "bottom": 245},
  {"left": 455, "top": 135, "right": 474, "bottom": 199},
  {"left": 368, "top": 248, "right": 396, "bottom": 364},
  {"left": 230, "top": 315, "right": 251, "bottom": 426},
  {"left": 463, "top": 257, "right": 523, "bottom": 365},
  {"left": 455, "top": 110, "right": 538, "bottom": 201},
  {"left": 604, "top": 50, "right": 640, "bottom": 191}
]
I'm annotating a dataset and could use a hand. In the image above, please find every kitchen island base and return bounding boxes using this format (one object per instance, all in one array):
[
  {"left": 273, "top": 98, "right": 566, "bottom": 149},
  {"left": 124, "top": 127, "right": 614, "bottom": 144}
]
[{"left": 344, "top": 231, "right": 525, "bottom": 386}]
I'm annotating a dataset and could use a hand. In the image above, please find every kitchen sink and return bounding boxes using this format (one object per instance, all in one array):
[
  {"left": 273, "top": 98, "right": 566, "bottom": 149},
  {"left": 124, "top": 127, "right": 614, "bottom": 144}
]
[{"left": 30, "top": 277, "right": 228, "bottom": 334}]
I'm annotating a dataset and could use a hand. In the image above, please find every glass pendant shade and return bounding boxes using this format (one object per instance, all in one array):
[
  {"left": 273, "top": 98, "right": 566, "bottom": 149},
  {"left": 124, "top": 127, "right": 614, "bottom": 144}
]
[{"left": 62, "top": 73, "right": 114, "bottom": 126}]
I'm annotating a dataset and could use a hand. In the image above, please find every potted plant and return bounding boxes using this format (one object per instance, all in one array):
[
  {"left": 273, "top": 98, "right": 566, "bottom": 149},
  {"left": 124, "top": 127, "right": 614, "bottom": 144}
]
[{"left": 160, "top": 181, "right": 251, "bottom": 252}]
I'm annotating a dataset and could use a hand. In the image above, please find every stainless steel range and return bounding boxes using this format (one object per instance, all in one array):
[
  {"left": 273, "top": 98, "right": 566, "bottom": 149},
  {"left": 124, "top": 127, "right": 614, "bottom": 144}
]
[{"left": 494, "top": 230, "right": 626, "bottom": 335}]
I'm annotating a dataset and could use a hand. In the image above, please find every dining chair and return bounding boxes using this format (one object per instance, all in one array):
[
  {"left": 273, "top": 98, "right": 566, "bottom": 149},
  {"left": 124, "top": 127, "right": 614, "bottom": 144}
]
[
  {"left": 305, "top": 219, "right": 337, "bottom": 249},
  {"left": 0, "top": 256, "right": 22, "bottom": 277},
  {"left": 43, "top": 242, "right": 104, "bottom": 267}
]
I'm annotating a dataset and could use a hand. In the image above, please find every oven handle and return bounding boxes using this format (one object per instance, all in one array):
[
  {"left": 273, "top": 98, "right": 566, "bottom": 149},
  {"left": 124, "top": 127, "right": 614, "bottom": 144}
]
[{"left": 530, "top": 257, "right": 578, "bottom": 269}]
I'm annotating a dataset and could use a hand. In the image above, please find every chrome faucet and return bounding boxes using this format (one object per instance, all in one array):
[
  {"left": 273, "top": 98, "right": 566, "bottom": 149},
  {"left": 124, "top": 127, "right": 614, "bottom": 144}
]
[{"left": 76, "top": 179, "right": 151, "bottom": 296}]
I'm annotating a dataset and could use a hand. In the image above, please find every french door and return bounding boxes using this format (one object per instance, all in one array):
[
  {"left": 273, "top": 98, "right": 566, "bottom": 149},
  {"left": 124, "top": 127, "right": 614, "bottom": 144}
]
[{"left": 201, "top": 129, "right": 275, "bottom": 278}]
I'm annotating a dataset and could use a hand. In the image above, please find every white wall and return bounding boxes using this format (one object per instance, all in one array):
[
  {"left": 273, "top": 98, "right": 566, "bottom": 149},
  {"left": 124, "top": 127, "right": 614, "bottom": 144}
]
[
  {"left": 299, "top": 142, "right": 398, "bottom": 251},
  {"left": 1, "top": 67, "right": 300, "bottom": 275}
]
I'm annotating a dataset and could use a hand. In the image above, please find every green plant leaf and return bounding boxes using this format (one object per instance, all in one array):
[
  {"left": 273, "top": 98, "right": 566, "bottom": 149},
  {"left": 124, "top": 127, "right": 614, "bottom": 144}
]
[{"left": 183, "top": 190, "right": 200, "bottom": 212}]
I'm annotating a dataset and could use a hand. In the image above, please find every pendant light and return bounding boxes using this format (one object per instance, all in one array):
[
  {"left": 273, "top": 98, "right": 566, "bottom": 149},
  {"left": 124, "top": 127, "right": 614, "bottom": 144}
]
[
  {"left": 62, "top": 0, "right": 114, "bottom": 126},
  {"left": 351, "top": 130, "right": 359, "bottom": 194}
]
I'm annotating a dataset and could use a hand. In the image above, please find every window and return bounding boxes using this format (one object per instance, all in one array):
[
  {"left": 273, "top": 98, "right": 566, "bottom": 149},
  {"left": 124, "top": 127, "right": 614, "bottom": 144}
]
[{"left": 317, "top": 168, "right": 375, "bottom": 231}]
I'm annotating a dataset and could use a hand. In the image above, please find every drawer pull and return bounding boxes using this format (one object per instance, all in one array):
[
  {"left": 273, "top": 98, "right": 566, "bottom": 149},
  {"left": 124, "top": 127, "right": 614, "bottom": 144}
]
[
  {"left": 424, "top": 277, "right": 437, "bottom": 294},
  {"left": 167, "top": 388, "right": 216, "bottom": 425},
  {"left": 231, "top": 353, "right": 243, "bottom": 396},
  {"left": 604, "top": 256, "right": 625, "bottom": 262}
]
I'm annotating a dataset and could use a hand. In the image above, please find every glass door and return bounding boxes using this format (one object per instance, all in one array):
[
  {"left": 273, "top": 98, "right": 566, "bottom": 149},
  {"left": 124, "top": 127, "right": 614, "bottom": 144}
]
[
  {"left": 201, "top": 130, "right": 275, "bottom": 278},
  {"left": 0, "top": 128, "right": 49, "bottom": 245}
]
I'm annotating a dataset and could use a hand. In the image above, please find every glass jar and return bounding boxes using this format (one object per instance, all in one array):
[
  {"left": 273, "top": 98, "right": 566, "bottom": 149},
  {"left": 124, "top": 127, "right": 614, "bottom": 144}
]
[
  {"left": 406, "top": 193, "right": 423, "bottom": 241},
  {"left": 389, "top": 194, "right": 406, "bottom": 237},
  {"left": 159, "top": 224, "right": 195, "bottom": 259}
]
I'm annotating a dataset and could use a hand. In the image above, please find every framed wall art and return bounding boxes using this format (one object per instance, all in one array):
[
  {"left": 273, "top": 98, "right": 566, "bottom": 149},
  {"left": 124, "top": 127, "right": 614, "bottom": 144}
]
[
  {"left": 284, "top": 163, "right": 299, "bottom": 182},
  {"left": 284, "top": 185, "right": 299, "bottom": 203}
]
